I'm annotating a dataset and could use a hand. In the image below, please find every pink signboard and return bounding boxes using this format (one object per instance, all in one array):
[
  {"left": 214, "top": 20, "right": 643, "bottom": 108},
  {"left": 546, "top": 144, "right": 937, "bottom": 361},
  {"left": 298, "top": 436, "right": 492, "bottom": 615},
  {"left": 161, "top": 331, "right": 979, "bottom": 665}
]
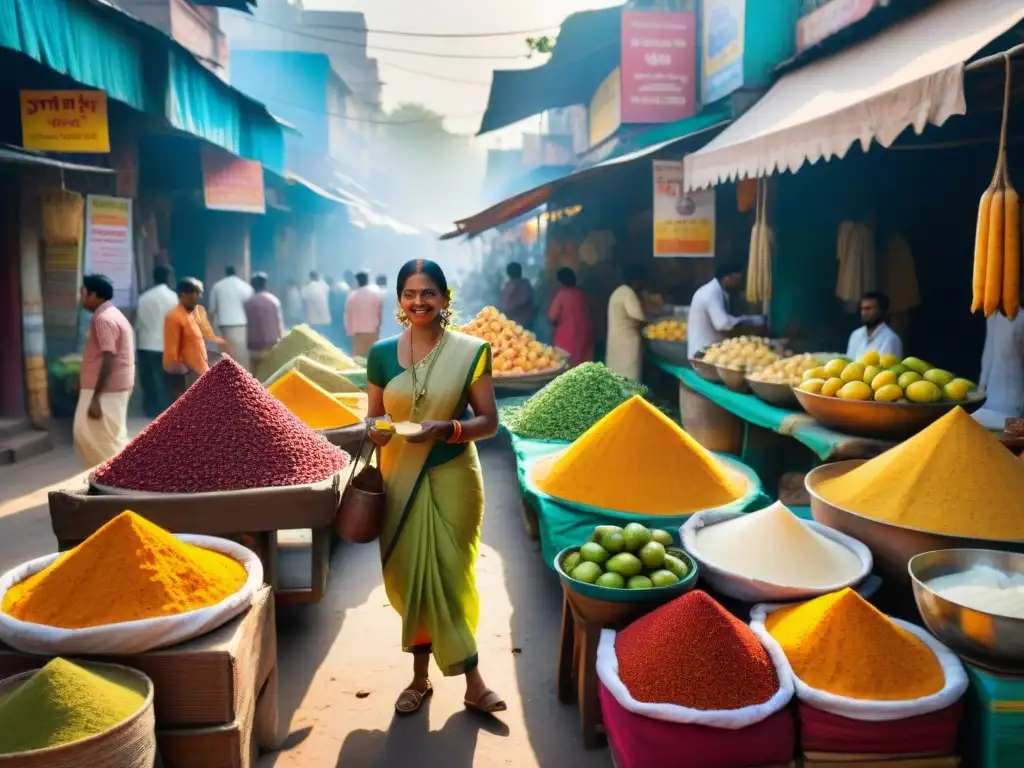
[{"left": 620, "top": 10, "right": 697, "bottom": 125}]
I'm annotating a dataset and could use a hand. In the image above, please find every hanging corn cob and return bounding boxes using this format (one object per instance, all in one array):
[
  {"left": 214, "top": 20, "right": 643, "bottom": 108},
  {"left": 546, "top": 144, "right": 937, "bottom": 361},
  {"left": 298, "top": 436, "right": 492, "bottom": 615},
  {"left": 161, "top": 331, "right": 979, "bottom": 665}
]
[
  {"left": 746, "top": 178, "right": 772, "bottom": 303},
  {"left": 973, "top": 55, "right": 1021, "bottom": 318}
]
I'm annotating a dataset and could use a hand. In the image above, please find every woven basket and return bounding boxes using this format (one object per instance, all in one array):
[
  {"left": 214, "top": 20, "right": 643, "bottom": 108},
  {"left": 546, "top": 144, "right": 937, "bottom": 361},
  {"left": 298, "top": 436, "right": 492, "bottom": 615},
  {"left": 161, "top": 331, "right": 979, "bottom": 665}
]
[
  {"left": 0, "top": 662, "right": 156, "bottom": 767},
  {"left": 41, "top": 191, "right": 84, "bottom": 246}
]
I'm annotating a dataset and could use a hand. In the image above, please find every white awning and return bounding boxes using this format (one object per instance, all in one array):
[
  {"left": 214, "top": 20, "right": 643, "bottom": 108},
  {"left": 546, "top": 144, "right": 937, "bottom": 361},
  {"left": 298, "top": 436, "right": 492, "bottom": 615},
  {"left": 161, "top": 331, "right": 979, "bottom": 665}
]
[{"left": 684, "top": 0, "right": 1024, "bottom": 190}]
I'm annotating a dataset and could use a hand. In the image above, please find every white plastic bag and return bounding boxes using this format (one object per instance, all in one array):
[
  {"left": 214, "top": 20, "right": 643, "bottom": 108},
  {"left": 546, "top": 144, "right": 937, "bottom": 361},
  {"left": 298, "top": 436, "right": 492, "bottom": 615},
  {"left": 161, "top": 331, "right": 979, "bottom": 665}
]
[
  {"left": 681, "top": 509, "right": 873, "bottom": 603},
  {"left": 0, "top": 535, "right": 264, "bottom": 655},
  {"left": 596, "top": 627, "right": 794, "bottom": 729},
  {"left": 749, "top": 602, "right": 967, "bottom": 722}
]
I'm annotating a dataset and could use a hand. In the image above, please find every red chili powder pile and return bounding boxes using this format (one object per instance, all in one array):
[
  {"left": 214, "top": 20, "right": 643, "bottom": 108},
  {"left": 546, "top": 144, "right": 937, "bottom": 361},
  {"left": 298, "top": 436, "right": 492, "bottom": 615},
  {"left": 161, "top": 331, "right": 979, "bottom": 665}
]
[
  {"left": 93, "top": 358, "right": 349, "bottom": 493},
  {"left": 615, "top": 590, "right": 779, "bottom": 710}
]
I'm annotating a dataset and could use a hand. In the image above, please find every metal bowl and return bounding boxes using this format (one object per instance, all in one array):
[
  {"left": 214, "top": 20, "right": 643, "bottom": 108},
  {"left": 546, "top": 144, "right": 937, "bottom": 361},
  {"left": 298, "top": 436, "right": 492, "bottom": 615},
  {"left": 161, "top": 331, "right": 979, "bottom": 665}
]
[
  {"left": 645, "top": 338, "right": 690, "bottom": 367},
  {"left": 553, "top": 545, "right": 699, "bottom": 605},
  {"left": 747, "top": 378, "right": 800, "bottom": 408},
  {"left": 793, "top": 388, "right": 987, "bottom": 440},
  {"left": 715, "top": 366, "right": 750, "bottom": 393},
  {"left": 807, "top": 461, "right": 1024, "bottom": 592},
  {"left": 910, "top": 549, "right": 1024, "bottom": 673},
  {"left": 689, "top": 357, "right": 721, "bottom": 383}
]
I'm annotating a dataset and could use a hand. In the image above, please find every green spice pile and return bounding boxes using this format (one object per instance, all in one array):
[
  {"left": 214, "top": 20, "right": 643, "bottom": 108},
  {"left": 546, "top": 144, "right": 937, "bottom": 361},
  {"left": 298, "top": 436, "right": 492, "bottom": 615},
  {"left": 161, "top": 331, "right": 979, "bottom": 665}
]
[
  {"left": 263, "top": 355, "right": 364, "bottom": 393},
  {"left": 254, "top": 324, "right": 360, "bottom": 382},
  {"left": 0, "top": 658, "right": 147, "bottom": 754},
  {"left": 502, "top": 362, "right": 647, "bottom": 442}
]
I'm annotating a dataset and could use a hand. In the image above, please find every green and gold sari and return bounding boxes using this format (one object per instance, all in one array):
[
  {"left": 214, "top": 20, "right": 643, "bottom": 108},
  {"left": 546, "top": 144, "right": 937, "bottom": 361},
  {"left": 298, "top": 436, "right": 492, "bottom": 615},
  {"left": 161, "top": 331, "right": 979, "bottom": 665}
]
[{"left": 366, "top": 330, "right": 490, "bottom": 676}]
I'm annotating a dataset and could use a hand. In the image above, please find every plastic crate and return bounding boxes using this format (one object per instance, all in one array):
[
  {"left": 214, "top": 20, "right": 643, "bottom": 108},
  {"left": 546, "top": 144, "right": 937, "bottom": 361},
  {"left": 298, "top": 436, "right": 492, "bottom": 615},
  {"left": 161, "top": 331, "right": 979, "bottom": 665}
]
[{"left": 965, "top": 663, "right": 1024, "bottom": 768}]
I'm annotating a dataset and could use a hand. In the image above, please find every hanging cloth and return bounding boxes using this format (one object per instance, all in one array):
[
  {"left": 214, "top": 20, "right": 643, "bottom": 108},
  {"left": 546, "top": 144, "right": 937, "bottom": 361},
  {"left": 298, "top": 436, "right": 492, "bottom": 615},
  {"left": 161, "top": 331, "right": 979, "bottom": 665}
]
[
  {"left": 836, "top": 221, "right": 877, "bottom": 309},
  {"left": 881, "top": 232, "right": 921, "bottom": 314}
]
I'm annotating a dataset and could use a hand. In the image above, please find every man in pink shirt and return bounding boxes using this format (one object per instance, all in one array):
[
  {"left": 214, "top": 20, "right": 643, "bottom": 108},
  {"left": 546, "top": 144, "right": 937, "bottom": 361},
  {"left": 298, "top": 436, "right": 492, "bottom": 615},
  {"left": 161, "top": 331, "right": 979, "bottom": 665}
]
[
  {"left": 345, "top": 271, "right": 383, "bottom": 357},
  {"left": 75, "top": 274, "right": 135, "bottom": 467}
]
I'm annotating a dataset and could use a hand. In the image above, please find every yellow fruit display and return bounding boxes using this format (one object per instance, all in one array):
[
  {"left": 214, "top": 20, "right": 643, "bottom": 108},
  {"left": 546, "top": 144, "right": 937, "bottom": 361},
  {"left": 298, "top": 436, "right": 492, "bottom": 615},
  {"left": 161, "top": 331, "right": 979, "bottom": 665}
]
[
  {"left": 838, "top": 381, "right": 873, "bottom": 401},
  {"left": 748, "top": 354, "right": 820, "bottom": 385},
  {"left": 821, "top": 378, "right": 844, "bottom": 397},
  {"left": 871, "top": 370, "right": 898, "bottom": 391},
  {"left": 840, "top": 362, "right": 867, "bottom": 383},
  {"left": 645, "top": 318, "right": 688, "bottom": 342},
  {"left": 906, "top": 380, "right": 943, "bottom": 404},
  {"left": 701, "top": 336, "right": 779, "bottom": 374},
  {"left": 874, "top": 384, "right": 904, "bottom": 403},
  {"left": 802, "top": 351, "right": 978, "bottom": 405},
  {"left": 798, "top": 378, "right": 826, "bottom": 395},
  {"left": 824, "top": 359, "right": 847, "bottom": 378},
  {"left": 458, "top": 307, "right": 563, "bottom": 377}
]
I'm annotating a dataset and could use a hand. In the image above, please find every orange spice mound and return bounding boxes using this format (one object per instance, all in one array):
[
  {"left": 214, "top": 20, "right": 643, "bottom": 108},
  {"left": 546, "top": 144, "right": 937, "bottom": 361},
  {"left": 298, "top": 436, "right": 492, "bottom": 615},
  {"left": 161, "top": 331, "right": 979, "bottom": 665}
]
[
  {"left": 816, "top": 407, "right": 1024, "bottom": 540},
  {"left": 2, "top": 512, "right": 247, "bottom": 629},
  {"left": 532, "top": 396, "right": 745, "bottom": 514}
]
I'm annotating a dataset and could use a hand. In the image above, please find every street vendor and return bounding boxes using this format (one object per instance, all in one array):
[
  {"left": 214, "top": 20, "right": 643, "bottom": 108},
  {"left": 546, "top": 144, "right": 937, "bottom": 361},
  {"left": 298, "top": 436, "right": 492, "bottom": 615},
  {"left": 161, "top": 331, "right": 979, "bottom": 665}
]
[
  {"left": 163, "top": 277, "right": 228, "bottom": 401},
  {"left": 975, "top": 310, "right": 1024, "bottom": 429},
  {"left": 687, "top": 261, "right": 761, "bottom": 357},
  {"left": 606, "top": 265, "right": 648, "bottom": 381},
  {"left": 846, "top": 291, "right": 902, "bottom": 360}
]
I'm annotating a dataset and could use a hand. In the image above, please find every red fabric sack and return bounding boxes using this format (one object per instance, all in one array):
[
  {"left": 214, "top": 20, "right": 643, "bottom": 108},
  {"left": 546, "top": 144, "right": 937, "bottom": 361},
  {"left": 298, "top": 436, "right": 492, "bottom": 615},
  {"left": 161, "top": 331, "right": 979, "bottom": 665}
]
[
  {"left": 798, "top": 700, "right": 964, "bottom": 756},
  {"left": 601, "top": 684, "right": 795, "bottom": 768}
]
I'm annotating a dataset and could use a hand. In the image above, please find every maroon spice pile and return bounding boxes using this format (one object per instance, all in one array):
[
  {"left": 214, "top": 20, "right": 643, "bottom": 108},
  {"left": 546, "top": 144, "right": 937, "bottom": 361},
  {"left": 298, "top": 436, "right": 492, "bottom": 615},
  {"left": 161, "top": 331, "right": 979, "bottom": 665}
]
[
  {"left": 94, "top": 358, "right": 349, "bottom": 493},
  {"left": 615, "top": 590, "right": 779, "bottom": 710}
]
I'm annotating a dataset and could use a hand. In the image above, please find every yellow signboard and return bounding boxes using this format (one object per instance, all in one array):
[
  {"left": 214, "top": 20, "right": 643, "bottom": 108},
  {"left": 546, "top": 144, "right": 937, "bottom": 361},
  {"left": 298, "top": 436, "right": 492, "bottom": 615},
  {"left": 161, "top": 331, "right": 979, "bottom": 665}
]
[
  {"left": 589, "top": 67, "right": 622, "bottom": 148},
  {"left": 20, "top": 90, "right": 110, "bottom": 153}
]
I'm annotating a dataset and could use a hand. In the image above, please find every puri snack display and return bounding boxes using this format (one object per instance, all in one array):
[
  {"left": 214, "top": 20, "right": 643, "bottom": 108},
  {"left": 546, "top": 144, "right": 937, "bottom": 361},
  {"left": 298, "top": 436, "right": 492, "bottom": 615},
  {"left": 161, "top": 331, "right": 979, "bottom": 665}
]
[{"left": 458, "top": 306, "right": 564, "bottom": 378}]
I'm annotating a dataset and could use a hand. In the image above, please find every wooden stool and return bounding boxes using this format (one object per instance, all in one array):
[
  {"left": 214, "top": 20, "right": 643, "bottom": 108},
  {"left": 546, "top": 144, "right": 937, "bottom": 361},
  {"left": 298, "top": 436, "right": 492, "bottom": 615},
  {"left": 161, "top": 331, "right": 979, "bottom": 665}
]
[{"left": 555, "top": 587, "right": 662, "bottom": 749}]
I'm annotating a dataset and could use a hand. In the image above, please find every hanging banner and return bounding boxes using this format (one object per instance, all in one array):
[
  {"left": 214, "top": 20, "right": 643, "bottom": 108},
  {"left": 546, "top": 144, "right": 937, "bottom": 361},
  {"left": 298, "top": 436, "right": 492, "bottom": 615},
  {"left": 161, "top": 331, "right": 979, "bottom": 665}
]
[
  {"left": 702, "top": 0, "right": 746, "bottom": 104},
  {"left": 84, "top": 196, "right": 134, "bottom": 307},
  {"left": 797, "top": 0, "right": 877, "bottom": 53},
  {"left": 653, "top": 160, "right": 714, "bottom": 258},
  {"left": 589, "top": 67, "right": 622, "bottom": 148},
  {"left": 201, "top": 146, "right": 266, "bottom": 213},
  {"left": 20, "top": 90, "right": 110, "bottom": 153},
  {"left": 620, "top": 10, "right": 697, "bottom": 124}
]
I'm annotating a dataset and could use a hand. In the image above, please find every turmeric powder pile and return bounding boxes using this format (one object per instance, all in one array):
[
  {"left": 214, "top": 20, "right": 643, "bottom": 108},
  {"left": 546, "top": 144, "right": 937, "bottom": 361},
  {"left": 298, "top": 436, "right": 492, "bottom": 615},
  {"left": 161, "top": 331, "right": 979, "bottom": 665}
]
[
  {"left": 816, "top": 407, "right": 1024, "bottom": 540},
  {"left": 268, "top": 370, "right": 362, "bottom": 430},
  {"left": 765, "top": 588, "right": 944, "bottom": 700},
  {"left": 2, "top": 512, "right": 247, "bottom": 629},
  {"left": 531, "top": 396, "right": 746, "bottom": 515}
]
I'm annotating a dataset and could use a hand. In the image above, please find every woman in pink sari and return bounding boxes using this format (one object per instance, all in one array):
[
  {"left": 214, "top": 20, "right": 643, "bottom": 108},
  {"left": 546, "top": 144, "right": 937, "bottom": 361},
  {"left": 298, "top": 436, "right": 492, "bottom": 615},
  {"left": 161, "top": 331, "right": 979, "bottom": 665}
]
[{"left": 548, "top": 268, "right": 594, "bottom": 367}]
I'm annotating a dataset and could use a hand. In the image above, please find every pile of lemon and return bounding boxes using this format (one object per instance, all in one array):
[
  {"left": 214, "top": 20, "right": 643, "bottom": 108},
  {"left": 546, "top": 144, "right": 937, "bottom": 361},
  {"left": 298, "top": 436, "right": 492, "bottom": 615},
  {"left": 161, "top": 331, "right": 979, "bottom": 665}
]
[
  {"left": 747, "top": 353, "right": 820, "bottom": 386},
  {"left": 796, "top": 351, "right": 975, "bottom": 403},
  {"left": 645, "top": 318, "right": 687, "bottom": 342},
  {"left": 459, "top": 307, "right": 562, "bottom": 377}
]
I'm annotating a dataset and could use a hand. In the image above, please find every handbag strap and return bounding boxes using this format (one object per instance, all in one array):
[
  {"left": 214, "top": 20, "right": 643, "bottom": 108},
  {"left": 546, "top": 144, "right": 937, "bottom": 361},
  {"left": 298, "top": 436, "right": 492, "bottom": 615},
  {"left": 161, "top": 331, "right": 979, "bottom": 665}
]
[{"left": 345, "top": 426, "right": 379, "bottom": 492}]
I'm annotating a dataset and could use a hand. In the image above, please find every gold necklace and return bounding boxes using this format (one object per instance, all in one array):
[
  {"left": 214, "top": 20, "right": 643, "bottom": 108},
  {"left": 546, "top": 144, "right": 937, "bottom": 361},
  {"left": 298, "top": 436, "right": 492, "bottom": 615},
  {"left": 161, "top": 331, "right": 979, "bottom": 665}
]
[{"left": 409, "top": 330, "right": 445, "bottom": 417}]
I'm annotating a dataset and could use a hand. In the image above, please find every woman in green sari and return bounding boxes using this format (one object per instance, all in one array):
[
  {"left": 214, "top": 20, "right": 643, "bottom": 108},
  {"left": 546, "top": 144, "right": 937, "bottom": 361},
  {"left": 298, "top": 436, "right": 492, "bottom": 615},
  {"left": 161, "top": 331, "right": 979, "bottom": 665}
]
[{"left": 366, "top": 259, "right": 506, "bottom": 717}]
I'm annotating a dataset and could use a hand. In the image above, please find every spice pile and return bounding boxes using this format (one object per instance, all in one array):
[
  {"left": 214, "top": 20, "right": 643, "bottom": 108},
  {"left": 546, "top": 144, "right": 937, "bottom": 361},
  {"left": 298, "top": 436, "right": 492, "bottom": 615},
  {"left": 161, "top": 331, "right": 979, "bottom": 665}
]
[
  {"left": 532, "top": 396, "right": 746, "bottom": 515},
  {"left": 815, "top": 407, "right": 1024, "bottom": 539},
  {"left": 616, "top": 590, "right": 779, "bottom": 710},
  {"left": 268, "top": 370, "right": 362, "bottom": 430},
  {"left": 0, "top": 658, "right": 146, "bottom": 754},
  {"left": 502, "top": 362, "right": 647, "bottom": 442},
  {"left": 255, "top": 324, "right": 360, "bottom": 382},
  {"left": 694, "top": 502, "right": 862, "bottom": 588},
  {"left": 263, "top": 355, "right": 362, "bottom": 393},
  {"left": 458, "top": 306, "right": 562, "bottom": 376},
  {"left": 3, "top": 511, "right": 247, "bottom": 629},
  {"left": 93, "top": 358, "right": 348, "bottom": 493},
  {"left": 765, "top": 588, "right": 944, "bottom": 700}
]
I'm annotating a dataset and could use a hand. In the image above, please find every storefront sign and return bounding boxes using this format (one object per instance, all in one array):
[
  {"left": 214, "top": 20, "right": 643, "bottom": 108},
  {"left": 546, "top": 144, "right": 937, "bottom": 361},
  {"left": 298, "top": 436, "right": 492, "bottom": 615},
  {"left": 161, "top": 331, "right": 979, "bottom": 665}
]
[
  {"left": 797, "top": 0, "right": 877, "bottom": 53},
  {"left": 702, "top": 0, "right": 746, "bottom": 104},
  {"left": 621, "top": 10, "right": 697, "bottom": 124},
  {"left": 84, "top": 196, "right": 134, "bottom": 307},
  {"left": 589, "top": 67, "right": 622, "bottom": 148},
  {"left": 201, "top": 146, "right": 266, "bottom": 213},
  {"left": 653, "top": 160, "right": 714, "bottom": 258},
  {"left": 20, "top": 90, "right": 110, "bottom": 153}
]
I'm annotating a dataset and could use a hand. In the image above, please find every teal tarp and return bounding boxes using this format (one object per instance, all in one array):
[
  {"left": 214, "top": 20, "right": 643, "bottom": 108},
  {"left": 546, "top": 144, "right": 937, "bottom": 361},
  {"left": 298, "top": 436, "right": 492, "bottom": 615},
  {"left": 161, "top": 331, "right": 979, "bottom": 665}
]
[
  {"left": 512, "top": 435, "right": 770, "bottom": 570},
  {"left": 169, "top": 49, "right": 242, "bottom": 156},
  {"left": 653, "top": 360, "right": 843, "bottom": 460}
]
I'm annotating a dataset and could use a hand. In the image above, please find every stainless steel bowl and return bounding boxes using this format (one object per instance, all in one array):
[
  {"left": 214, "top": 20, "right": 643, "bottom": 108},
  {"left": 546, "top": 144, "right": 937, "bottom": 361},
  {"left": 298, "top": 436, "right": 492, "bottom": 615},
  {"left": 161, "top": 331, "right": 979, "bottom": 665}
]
[
  {"left": 715, "top": 365, "right": 750, "bottom": 393},
  {"left": 793, "top": 388, "right": 987, "bottom": 439},
  {"left": 689, "top": 357, "right": 721, "bottom": 383},
  {"left": 807, "top": 461, "right": 1024, "bottom": 592},
  {"left": 747, "top": 378, "right": 800, "bottom": 409},
  {"left": 910, "top": 549, "right": 1024, "bottom": 673}
]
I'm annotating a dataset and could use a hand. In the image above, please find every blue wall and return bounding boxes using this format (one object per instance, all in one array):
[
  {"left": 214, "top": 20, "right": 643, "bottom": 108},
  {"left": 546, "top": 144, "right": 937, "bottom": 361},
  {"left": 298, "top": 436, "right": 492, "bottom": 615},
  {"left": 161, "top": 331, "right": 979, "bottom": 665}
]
[{"left": 231, "top": 50, "right": 330, "bottom": 157}]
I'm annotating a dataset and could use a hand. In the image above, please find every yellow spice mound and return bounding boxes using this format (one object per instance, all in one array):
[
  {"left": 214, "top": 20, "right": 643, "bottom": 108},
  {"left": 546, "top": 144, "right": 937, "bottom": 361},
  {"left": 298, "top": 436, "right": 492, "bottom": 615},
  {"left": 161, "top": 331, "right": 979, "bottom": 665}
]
[
  {"left": 268, "top": 370, "right": 362, "bottom": 430},
  {"left": 766, "top": 588, "right": 944, "bottom": 700},
  {"left": 533, "top": 396, "right": 745, "bottom": 514},
  {"left": 816, "top": 407, "right": 1024, "bottom": 540},
  {"left": 2, "top": 511, "right": 247, "bottom": 629},
  {"left": 695, "top": 502, "right": 862, "bottom": 588}
]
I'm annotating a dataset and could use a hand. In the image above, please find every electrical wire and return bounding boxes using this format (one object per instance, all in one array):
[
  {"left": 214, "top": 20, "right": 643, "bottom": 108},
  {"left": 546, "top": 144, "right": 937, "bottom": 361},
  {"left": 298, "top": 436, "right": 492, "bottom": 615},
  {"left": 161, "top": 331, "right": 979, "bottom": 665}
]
[{"left": 375, "top": 59, "right": 491, "bottom": 87}]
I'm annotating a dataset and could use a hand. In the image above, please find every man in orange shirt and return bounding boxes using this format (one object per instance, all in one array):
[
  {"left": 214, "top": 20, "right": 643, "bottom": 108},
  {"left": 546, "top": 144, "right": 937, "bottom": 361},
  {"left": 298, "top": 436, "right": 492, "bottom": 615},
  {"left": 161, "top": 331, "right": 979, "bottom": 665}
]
[{"left": 163, "top": 277, "right": 228, "bottom": 401}]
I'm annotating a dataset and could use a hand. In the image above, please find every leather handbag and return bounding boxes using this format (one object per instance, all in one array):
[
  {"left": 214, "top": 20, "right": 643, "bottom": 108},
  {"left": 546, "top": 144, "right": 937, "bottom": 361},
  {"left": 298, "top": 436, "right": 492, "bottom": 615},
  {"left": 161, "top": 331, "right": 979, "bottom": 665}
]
[{"left": 336, "top": 429, "right": 385, "bottom": 543}]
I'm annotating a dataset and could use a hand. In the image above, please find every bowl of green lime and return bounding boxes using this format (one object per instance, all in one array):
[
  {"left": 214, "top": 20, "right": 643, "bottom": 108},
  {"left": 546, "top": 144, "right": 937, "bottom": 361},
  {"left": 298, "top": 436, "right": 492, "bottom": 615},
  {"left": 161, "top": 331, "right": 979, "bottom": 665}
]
[{"left": 554, "top": 522, "right": 700, "bottom": 604}]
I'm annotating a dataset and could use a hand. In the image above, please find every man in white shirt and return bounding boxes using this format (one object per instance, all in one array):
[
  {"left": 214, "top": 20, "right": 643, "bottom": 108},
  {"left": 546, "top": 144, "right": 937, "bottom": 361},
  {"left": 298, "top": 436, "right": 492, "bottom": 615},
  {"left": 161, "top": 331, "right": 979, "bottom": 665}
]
[
  {"left": 209, "top": 265, "right": 254, "bottom": 371},
  {"left": 846, "top": 291, "right": 903, "bottom": 361},
  {"left": 975, "top": 311, "right": 1024, "bottom": 429},
  {"left": 606, "top": 266, "right": 649, "bottom": 381},
  {"left": 301, "top": 270, "right": 332, "bottom": 338},
  {"left": 134, "top": 265, "right": 178, "bottom": 417},
  {"left": 687, "top": 262, "right": 762, "bottom": 358}
]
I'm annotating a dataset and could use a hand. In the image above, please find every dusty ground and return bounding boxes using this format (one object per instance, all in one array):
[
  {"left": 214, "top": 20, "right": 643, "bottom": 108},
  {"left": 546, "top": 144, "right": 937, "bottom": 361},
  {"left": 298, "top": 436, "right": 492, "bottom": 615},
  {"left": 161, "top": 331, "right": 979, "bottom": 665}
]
[{"left": 0, "top": 428, "right": 612, "bottom": 768}]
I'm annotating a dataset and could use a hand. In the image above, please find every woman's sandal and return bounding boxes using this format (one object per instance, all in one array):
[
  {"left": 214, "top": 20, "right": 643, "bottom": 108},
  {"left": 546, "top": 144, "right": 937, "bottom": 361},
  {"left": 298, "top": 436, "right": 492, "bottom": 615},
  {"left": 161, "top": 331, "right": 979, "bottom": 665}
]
[
  {"left": 394, "top": 681, "right": 433, "bottom": 715},
  {"left": 464, "top": 689, "right": 507, "bottom": 715}
]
